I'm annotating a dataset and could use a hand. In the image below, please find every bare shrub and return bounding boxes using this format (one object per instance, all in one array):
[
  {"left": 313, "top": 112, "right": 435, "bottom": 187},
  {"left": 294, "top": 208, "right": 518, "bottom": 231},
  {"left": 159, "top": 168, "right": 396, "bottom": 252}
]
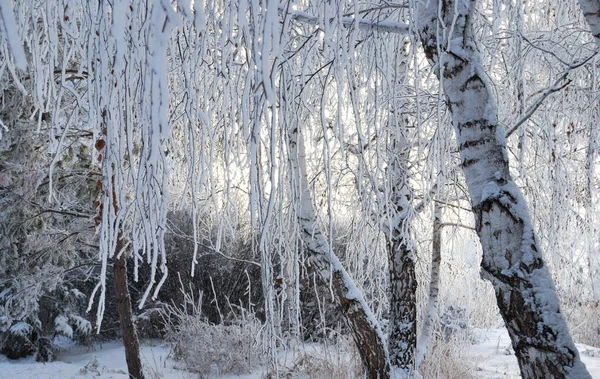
[
  {"left": 419, "top": 335, "right": 477, "bottom": 379},
  {"left": 162, "top": 285, "right": 261, "bottom": 378},
  {"left": 563, "top": 299, "right": 600, "bottom": 347},
  {"left": 277, "top": 336, "right": 363, "bottom": 379}
]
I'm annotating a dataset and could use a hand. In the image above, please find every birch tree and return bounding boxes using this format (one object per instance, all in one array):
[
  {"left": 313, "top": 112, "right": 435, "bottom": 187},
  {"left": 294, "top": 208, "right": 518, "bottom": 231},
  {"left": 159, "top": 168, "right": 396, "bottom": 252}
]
[
  {"left": 415, "top": 0, "right": 591, "bottom": 377},
  {"left": 287, "top": 120, "right": 392, "bottom": 378}
]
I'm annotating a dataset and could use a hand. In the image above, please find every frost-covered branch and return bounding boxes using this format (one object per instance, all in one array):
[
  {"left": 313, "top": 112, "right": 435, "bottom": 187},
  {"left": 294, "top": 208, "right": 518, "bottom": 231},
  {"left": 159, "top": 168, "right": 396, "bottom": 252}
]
[
  {"left": 278, "top": 5, "right": 409, "bottom": 34},
  {"left": 506, "top": 51, "right": 598, "bottom": 138},
  {"left": 0, "top": 1, "right": 27, "bottom": 71}
]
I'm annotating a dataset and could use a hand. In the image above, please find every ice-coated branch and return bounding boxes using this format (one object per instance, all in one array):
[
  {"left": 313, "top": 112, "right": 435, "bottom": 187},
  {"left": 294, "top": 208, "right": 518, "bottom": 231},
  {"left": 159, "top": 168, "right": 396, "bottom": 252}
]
[
  {"left": 278, "top": 5, "right": 409, "bottom": 34},
  {"left": 0, "top": 1, "right": 27, "bottom": 71},
  {"left": 506, "top": 51, "right": 598, "bottom": 138}
]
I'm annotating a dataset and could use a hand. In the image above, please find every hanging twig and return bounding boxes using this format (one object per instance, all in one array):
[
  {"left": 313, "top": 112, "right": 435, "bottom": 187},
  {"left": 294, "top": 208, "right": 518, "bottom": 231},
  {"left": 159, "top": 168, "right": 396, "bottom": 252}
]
[{"left": 506, "top": 51, "right": 598, "bottom": 138}]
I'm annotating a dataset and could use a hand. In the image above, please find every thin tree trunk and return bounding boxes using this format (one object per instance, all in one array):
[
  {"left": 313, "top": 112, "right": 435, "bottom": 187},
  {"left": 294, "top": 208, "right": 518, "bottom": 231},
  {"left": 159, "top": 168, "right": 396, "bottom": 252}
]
[
  {"left": 113, "top": 231, "right": 145, "bottom": 379},
  {"left": 387, "top": 237, "right": 417, "bottom": 372},
  {"left": 386, "top": 145, "right": 417, "bottom": 372},
  {"left": 416, "top": 1, "right": 590, "bottom": 377},
  {"left": 579, "top": 0, "right": 600, "bottom": 309},
  {"left": 415, "top": 201, "right": 442, "bottom": 368},
  {"left": 287, "top": 123, "right": 391, "bottom": 379},
  {"left": 385, "top": 40, "right": 418, "bottom": 374},
  {"left": 109, "top": 172, "right": 144, "bottom": 379}
]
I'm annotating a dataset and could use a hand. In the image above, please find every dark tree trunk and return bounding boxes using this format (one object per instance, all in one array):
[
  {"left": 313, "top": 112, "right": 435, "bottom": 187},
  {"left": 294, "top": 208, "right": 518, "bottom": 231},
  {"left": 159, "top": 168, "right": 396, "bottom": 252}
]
[
  {"left": 385, "top": 115, "right": 418, "bottom": 373},
  {"left": 328, "top": 270, "right": 391, "bottom": 379},
  {"left": 416, "top": 0, "right": 591, "bottom": 377},
  {"left": 113, "top": 230, "right": 145, "bottom": 379}
]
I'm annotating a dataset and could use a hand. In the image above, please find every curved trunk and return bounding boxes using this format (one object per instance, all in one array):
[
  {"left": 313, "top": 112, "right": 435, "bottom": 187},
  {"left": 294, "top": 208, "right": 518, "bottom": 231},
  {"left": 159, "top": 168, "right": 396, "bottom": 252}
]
[
  {"left": 416, "top": 1, "right": 590, "bottom": 377},
  {"left": 287, "top": 123, "right": 391, "bottom": 379}
]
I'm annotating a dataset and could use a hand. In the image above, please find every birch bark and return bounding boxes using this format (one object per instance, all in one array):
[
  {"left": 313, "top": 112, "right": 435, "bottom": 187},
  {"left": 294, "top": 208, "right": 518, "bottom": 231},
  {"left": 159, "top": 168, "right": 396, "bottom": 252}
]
[
  {"left": 416, "top": 0, "right": 591, "bottom": 377},
  {"left": 386, "top": 131, "right": 417, "bottom": 373},
  {"left": 578, "top": 0, "right": 600, "bottom": 47}
]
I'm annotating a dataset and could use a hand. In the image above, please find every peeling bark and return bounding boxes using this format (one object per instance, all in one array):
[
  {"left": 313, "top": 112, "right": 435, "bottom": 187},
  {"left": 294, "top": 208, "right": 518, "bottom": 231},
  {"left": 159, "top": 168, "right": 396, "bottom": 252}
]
[{"left": 416, "top": 0, "right": 591, "bottom": 377}]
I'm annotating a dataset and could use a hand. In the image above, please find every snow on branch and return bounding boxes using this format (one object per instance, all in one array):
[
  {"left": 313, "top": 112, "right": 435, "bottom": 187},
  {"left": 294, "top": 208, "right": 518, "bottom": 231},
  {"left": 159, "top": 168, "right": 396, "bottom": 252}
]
[
  {"left": 278, "top": 5, "right": 409, "bottom": 34},
  {"left": 0, "top": 1, "right": 27, "bottom": 71},
  {"left": 506, "top": 50, "right": 598, "bottom": 138}
]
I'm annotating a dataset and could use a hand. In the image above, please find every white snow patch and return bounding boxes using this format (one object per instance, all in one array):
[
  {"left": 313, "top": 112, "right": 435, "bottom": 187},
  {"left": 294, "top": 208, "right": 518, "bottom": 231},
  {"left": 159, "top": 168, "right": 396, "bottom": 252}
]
[
  {"left": 8, "top": 322, "right": 32, "bottom": 336},
  {"left": 54, "top": 315, "right": 74, "bottom": 338},
  {"left": 481, "top": 181, "right": 501, "bottom": 203}
]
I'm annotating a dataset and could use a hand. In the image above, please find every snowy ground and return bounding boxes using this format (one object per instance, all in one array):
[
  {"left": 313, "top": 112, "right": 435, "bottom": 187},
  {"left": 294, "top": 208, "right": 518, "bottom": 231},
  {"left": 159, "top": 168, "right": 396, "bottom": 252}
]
[
  {"left": 0, "top": 329, "right": 599, "bottom": 378},
  {"left": 469, "top": 328, "right": 600, "bottom": 378}
]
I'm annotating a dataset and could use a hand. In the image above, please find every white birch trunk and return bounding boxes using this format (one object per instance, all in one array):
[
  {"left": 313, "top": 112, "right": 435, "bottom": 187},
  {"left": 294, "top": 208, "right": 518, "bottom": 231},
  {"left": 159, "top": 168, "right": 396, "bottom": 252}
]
[
  {"left": 415, "top": 201, "right": 442, "bottom": 368},
  {"left": 416, "top": 0, "right": 591, "bottom": 377}
]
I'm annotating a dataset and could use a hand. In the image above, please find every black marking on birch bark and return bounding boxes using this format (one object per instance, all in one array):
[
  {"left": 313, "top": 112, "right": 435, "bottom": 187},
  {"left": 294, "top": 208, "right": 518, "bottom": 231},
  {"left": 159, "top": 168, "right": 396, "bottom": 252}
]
[
  {"left": 460, "top": 74, "right": 485, "bottom": 91},
  {"left": 442, "top": 61, "right": 464, "bottom": 79},
  {"left": 461, "top": 157, "right": 480, "bottom": 167},
  {"left": 446, "top": 99, "right": 463, "bottom": 112},
  {"left": 387, "top": 238, "right": 416, "bottom": 370},
  {"left": 459, "top": 137, "right": 492, "bottom": 150},
  {"left": 456, "top": 119, "right": 494, "bottom": 132}
]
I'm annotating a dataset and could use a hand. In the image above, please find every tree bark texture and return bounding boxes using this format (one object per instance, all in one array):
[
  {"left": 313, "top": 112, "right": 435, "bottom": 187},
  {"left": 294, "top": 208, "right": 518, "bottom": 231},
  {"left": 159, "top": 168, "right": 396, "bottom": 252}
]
[
  {"left": 416, "top": 1, "right": 591, "bottom": 377},
  {"left": 287, "top": 124, "right": 391, "bottom": 379},
  {"left": 387, "top": 237, "right": 417, "bottom": 372},
  {"left": 578, "top": 0, "right": 600, "bottom": 47},
  {"left": 113, "top": 229, "right": 146, "bottom": 379},
  {"left": 385, "top": 125, "right": 417, "bottom": 373}
]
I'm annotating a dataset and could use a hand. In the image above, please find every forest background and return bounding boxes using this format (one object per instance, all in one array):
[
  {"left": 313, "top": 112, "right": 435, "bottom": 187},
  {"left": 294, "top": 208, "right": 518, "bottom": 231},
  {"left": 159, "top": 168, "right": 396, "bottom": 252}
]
[{"left": 0, "top": 0, "right": 599, "bottom": 378}]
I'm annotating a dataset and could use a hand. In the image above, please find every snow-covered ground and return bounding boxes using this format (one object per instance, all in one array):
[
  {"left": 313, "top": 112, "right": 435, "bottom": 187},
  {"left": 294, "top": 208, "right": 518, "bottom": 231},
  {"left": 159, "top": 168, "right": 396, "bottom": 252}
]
[
  {"left": 469, "top": 328, "right": 600, "bottom": 378},
  {"left": 0, "top": 329, "right": 599, "bottom": 378}
]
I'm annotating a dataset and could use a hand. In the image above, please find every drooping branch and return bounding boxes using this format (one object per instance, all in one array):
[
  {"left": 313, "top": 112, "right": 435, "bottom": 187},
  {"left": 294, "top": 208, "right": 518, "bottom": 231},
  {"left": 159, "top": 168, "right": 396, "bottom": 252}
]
[{"left": 506, "top": 51, "right": 598, "bottom": 138}]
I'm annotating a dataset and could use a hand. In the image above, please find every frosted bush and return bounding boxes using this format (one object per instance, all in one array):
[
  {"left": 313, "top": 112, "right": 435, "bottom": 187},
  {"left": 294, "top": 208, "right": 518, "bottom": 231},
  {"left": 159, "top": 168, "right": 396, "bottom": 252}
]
[
  {"left": 163, "top": 290, "right": 261, "bottom": 378},
  {"left": 419, "top": 334, "right": 477, "bottom": 379},
  {"left": 279, "top": 336, "right": 363, "bottom": 379}
]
